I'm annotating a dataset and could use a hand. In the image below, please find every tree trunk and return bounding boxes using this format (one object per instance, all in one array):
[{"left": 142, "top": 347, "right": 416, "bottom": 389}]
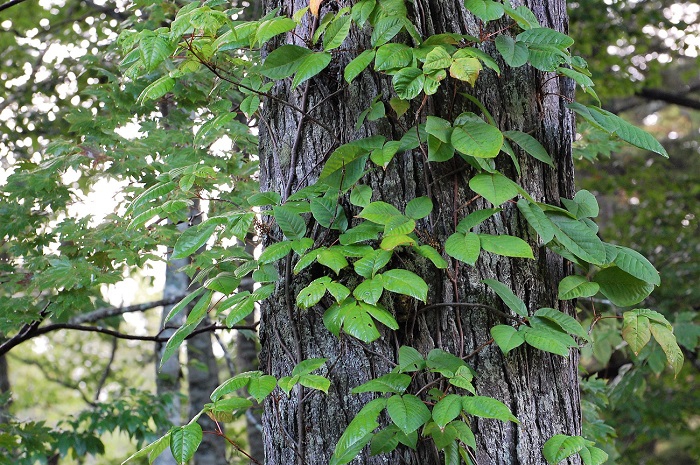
[
  {"left": 258, "top": 1, "right": 581, "bottom": 464},
  {"left": 187, "top": 318, "right": 227, "bottom": 465},
  {"left": 154, "top": 249, "right": 188, "bottom": 465},
  {"left": 0, "top": 349, "right": 10, "bottom": 423}
]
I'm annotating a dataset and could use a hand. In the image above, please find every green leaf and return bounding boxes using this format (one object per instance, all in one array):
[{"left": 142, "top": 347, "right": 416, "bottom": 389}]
[
  {"left": 362, "top": 302, "right": 399, "bottom": 330},
  {"left": 517, "top": 27, "right": 574, "bottom": 49},
  {"left": 370, "top": 427, "right": 401, "bottom": 455},
  {"left": 482, "top": 279, "right": 528, "bottom": 317},
  {"left": 170, "top": 423, "right": 202, "bottom": 465},
  {"left": 137, "top": 75, "right": 175, "bottom": 103},
  {"left": 491, "top": 325, "right": 526, "bottom": 354},
  {"left": 352, "top": 373, "right": 412, "bottom": 394},
  {"left": 503, "top": 130, "right": 553, "bottom": 166},
  {"left": 464, "top": 0, "right": 505, "bottom": 22},
  {"left": 413, "top": 244, "right": 448, "bottom": 269},
  {"left": 317, "top": 248, "right": 349, "bottom": 274},
  {"left": 622, "top": 311, "right": 651, "bottom": 356},
  {"left": 350, "top": 185, "right": 373, "bottom": 207},
  {"left": 160, "top": 321, "right": 196, "bottom": 367},
  {"left": 204, "top": 272, "right": 241, "bottom": 295},
  {"left": 383, "top": 215, "right": 415, "bottom": 236},
  {"left": 557, "top": 275, "right": 599, "bottom": 300},
  {"left": 340, "top": 222, "right": 383, "bottom": 245},
  {"left": 297, "top": 279, "right": 328, "bottom": 309},
  {"left": 258, "top": 240, "right": 293, "bottom": 264},
  {"left": 593, "top": 266, "right": 654, "bottom": 307},
  {"left": 517, "top": 199, "right": 555, "bottom": 243},
  {"left": 319, "top": 143, "right": 369, "bottom": 180},
  {"left": 330, "top": 398, "right": 385, "bottom": 465},
  {"left": 172, "top": 220, "right": 222, "bottom": 259},
  {"left": 568, "top": 103, "right": 668, "bottom": 157},
  {"left": 428, "top": 135, "right": 455, "bottom": 162},
  {"left": 122, "top": 433, "right": 170, "bottom": 465},
  {"left": 380, "top": 234, "right": 416, "bottom": 250},
  {"left": 310, "top": 196, "right": 342, "bottom": 228},
  {"left": 381, "top": 269, "right": 428, "bottom": 302},
  {"left": 495, "top": 35, "right": 529, "bottom": 67},
  {"left": 469, "top": 173, "right": 519, "bottom": 206},
  {"left": 445, "top": 232, "right": 481, "bottom": 265},
  {"left": 543, "top": 435, "right": 586, "bottom": 464},
  {"left": 579, "top": 445, "right": 609, "bottom": 465},
  {"left": 425, "top": 116, "right": 453, "bottom": 143},
  {"left": 345, "top": 50, "right": 376, "bottom": 83},
  {"left": 561, "top": 189, "right": 599, "bottom": 219},
  {"left": 462, "top": 396, "right": 519, "bottom": 423},
  {"left": 210, "top": 372, "right": 257, "bottom": 401},
  {"left": 273, "top": 205, "right": 306, "bottom": 239},
  {"left": 449, "top": 365, "right": 476, "bottom": 393},
  {"left": 342, "top": 304, "right": 381, "bottom": 342},
  {"left": 139, "top": 33, "right": 173, "bottom": 72},
  {"left": 450, "top": 57, "right": 482, "bottom": 85},
  {"left": 323, "top": 15, "right": 352, "bottom": 50},
  {"left": 358, "top": 201, "right": 402, "bottom": 225},
  {"left": 387, "top": 394, "right": 431, "bottom": 434},
  {"left": 534, "top": 307, "right": 589, "bottom": 340},
  {"left": 398, "top": 346, "right": 426, "bottom": 372},
  {"left": 423, "top": 46, "right": 452, "bottom": 72},
  {"left": 503, "top": 3, "right": 540, "bottom": 29},
  {"left": 326, "top": 281, "right": 351, "bottom": 302},
  {"left": 353, "top": 277, "right": 384, "bottom": 304},
  {"left": 548, "top": 214, "right": 606, "bottom": 265},
  {"left": 649, "top": 323, "right": 684, "bottom": 376},
  {"left": 354, "top": 249, "right": 392, "bottom": 278},
  {"left": 392, "top": 67, "right": 425, "bottom": 100},
  {"left": 375, "top": 43, "right": 413, "bottom": 71},
  {"left": 292, "top": 52, "right": 332, "bottom": 87},
  {"left": 299, "top": 374, "right": 331, "bottom": 393},
  {"left": 255, "top": 17, "right": 297, "bottom": 46},
  {"left": 457, "top": 208, "right": 501, "bottom": 233},
  {"left": 452, "top": 122, "right": 503, "bottom": 159},
  {"left": 164, "top": 288, "right": 206, "bottom": 325},
  {"left": 521, "top": 326, "right": 573, "bottom": 356},
  {"left": 370, "top": 141, "right": 400, "bottom": 168},
  {"left": 452, "top": 420, "right": 477, "bottom": 449},
  {"left": 371, "top": 16, "right": 405, "bottom": 46},
  {"left": 479, "top": 234, "right": 534, "bottom": 259},
  {"left": 426, "top": 349, "right": 469, "bottom": 377},
  {"left": 405, "top": 197, "right": 433, "bottom": 220},
  {"left": 612, "top": 246, "right": 660, "bottom": 286},
  {"left": 247, "top": 374, "right": 277, "bottom": 402},
  {"left": 260, "top": 44, "right": 312, "bottom": 80},
  {"left": 433, "top": 394, "right": 463, "bottom": 429}
]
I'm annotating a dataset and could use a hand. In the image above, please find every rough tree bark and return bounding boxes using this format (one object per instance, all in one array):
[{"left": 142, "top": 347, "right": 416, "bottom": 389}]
[{"left": 258, "top": 1, "right": 581, "bottom": 464}]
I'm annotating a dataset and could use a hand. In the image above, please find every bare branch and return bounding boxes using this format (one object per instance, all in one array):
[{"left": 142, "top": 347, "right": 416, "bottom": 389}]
[
  {"left": 0, "top": 0, "right": 29, "bottom": 13},
  {"left": 69, "top": 295, "right": 189, "bottom": 325},
  {"left": 0, "top": 321, "right": 259, "bottom": 356}
]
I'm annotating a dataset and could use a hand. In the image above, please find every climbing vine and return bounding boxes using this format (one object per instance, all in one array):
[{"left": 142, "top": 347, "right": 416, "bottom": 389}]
[{"left": 117, "top": 1, "right": 678, "bottom": 464}]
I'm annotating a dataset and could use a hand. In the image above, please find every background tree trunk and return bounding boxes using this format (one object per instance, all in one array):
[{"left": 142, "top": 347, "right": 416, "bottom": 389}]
[
  {"left": 154, "top": 250, "right": 187, "bottom": 465},
  {"left": 187, "top": 319, "right": 227, "bottom": 465},
  {"left": 258, "top": 1, "right": 581, "bottom": 464}
]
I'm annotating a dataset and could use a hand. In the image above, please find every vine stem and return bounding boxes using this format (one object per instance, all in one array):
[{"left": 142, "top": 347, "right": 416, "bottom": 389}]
[
  {"left": 283, "top": 80, "right": 311, "bottom": 202},
  {"left": 418, "top": 302, "right": 525, "bottom": 324},
  {"left": 205, "top": 426, "right": 264, "bottom": 465}
]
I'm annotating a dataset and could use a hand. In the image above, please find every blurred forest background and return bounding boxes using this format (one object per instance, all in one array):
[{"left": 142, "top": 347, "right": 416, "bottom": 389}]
[{"left": 0, "top": 0, "right": 698, "bottom": 464}]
